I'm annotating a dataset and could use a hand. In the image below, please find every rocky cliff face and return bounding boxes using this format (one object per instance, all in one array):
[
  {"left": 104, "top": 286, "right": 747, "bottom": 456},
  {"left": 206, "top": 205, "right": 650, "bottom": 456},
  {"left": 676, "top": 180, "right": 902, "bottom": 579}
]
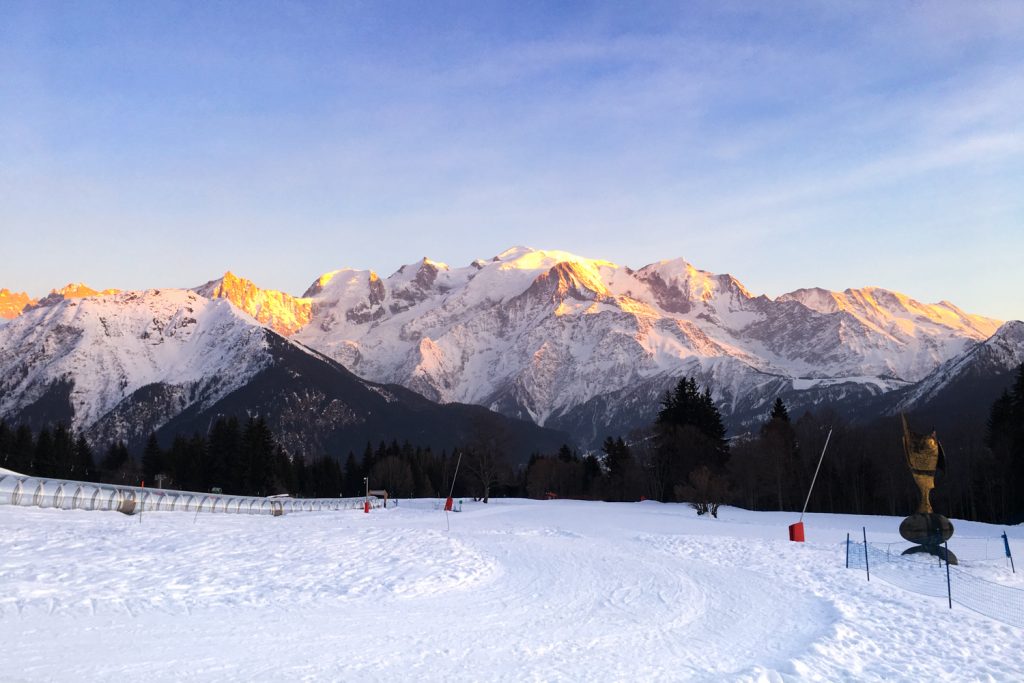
[
  {"left": 193, "top": 271, "right": 312, "bottom": 335},
  {"left": 0, "top": 288, "right": 34, "bottom": 319},
  {"left": 24, "top": 283, "right": 120, "bottom": 311}
]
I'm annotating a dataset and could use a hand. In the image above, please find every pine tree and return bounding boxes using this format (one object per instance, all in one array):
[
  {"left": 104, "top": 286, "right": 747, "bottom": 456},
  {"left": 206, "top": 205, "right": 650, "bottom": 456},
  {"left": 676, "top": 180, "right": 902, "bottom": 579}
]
[
  {"left": 270, "top": 445, "right": 295, "bottom": 495},
  {"left": 72, "top": 434, "right": 95, "bottom": 481},
  {"left": 166, "top": 435, "right": 189, "bottom": 488},
  {"left": 243, "top": 417, "right": 276, "bottom": 496},
  {"left": 988, "top": 364, "right": 1024, "bottom": 521},
  {"left": 581, "top": 454, "right": 602, "bottom": 497},
  {"left": 602, "top": 436, "right": 634, "bottom": 501},
  {"left": 653, "top": 377, "right": 729, "bottom": 502},
  {"left": 344, "top": 452, "right": 361, "bottom": 497},
  {"left": 11, "top": 425, "right": 34, "bottom": 473},
  {"left": 208, "top": 417, "right": 241, "bottom": 493},
  {"left": 769, "top": 397, "right": 790, "bottom": 423},
  {"left": 52, "top": 424, "right": 76, "bottom": 479},
  {"left": 760, "top": 397, "right": 800, "bottom": 510},
  {"left": 363, "top": 442, "right": 378, "bottom": 482},
  {"left": 1011, "top": 365, "right": 1024, "bottom": 517},
  {"left": 0, "top": 421, "right": 11, "bottom": 470},
  {"left": 184, "top": 432, "right": 207, "bottom": 492},
  {"left": 34, "top": 427, "right": 55, "bottom": 477},
  {"left": 100, "top": 441, "right": 132, "bottom": 483},
  {"left": 142, "top": 432, "right": 165, "bottom": 484}
]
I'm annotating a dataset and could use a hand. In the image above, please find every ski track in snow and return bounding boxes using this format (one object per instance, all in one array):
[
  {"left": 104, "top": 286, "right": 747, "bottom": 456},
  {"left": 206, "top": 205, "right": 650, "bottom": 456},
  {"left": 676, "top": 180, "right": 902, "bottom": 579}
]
[{"left": 1, "top": 501, "right": 1021, "bottom": 681}]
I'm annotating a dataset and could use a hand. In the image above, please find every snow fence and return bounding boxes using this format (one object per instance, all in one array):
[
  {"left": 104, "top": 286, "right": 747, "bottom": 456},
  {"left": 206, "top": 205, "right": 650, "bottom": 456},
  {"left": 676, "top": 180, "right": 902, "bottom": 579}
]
[
  {"left": 847, "top": 537, "right": 1024, "bottom": 629},
  {"left": 0, "top": 472, "right": 377, "bottom": 515}
]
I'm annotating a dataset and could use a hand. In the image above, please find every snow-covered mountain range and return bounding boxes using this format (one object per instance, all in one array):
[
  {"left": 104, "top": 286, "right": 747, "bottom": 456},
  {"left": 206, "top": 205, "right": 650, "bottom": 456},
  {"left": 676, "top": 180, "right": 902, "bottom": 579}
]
[
  {"left": 286, "top": 248, "right": 1002, "bottom": 438},
  {"left": 1, "top": 246, "right": 1017, "bottom": 450},
  {"left": 0, "top": 287, "right": 565, "bottom": 457},
  {"left": 0, "top": 290, "right": 268, "bottom": 441}
]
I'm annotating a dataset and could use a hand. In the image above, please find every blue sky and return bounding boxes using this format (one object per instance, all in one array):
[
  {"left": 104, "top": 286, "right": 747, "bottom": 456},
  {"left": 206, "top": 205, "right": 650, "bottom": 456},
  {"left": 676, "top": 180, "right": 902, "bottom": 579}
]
[{"left": 2, "top": 1, "right": 1022, "bottom": 320}]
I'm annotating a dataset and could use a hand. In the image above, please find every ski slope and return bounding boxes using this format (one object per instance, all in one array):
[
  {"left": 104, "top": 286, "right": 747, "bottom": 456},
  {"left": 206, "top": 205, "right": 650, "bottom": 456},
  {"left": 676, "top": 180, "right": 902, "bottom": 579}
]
[{"left": 1, "top": 500, "right": 1021, "bottom": 681}]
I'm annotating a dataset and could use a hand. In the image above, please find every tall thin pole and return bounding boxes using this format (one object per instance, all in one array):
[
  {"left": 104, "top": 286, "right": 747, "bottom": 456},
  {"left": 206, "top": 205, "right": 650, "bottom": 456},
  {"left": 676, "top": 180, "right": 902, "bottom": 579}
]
[
  {"left": 945, "top": 540, "right": 953, "bottom": 609},
  {"left": 846, "top": 532, "right": 850, "bottom": 569},
  {"left": 863, "top": 526, "right": 870, "bottom": 582},
  {"left": 800, "top": 428, "right": 832, "bottom": 524},
  {"left": 1004, "top": 532, "right": 1016, "bottom": 573},
  {"left": 445, "top": 451, "right": 463, "bottom": 533},
  {"left": 448, "top": 451, "right": 463, "bottom": 501}
]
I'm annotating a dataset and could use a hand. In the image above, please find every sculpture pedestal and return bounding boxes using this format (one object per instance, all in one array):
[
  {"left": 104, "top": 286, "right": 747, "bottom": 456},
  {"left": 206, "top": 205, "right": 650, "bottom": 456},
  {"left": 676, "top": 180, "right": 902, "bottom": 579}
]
[{"left": 899, "top": 512, "right": 957, "bottom": 564}]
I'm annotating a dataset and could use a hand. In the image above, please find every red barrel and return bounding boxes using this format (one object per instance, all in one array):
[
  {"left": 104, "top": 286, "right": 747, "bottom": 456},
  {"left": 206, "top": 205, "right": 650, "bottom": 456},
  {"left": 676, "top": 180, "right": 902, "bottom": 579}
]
[{"left": 789, "top": 522, "right": 805, "bottom": 542}]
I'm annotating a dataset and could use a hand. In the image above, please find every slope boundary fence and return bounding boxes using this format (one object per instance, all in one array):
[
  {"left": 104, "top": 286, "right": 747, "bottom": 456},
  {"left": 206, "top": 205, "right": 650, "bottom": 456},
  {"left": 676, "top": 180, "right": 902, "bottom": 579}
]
[
  {"left": 0, "top": 472, "right": 377, "bottom": 516},
  {"left": 846, "top": 533, "right": 1023, "bottom": 630}
]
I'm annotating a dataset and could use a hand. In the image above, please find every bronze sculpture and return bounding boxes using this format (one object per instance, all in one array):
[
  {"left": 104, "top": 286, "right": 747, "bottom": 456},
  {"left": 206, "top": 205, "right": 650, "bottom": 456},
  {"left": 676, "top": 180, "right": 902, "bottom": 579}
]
[{"left": 898, "top": 414, "right": 956, "bottom": 563}]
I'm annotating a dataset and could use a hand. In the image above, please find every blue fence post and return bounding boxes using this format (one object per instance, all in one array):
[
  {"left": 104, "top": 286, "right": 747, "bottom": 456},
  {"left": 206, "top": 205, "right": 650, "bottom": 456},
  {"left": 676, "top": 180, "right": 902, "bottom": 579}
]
[
  {"left": 1004, "top": 531, "right": 1016, "bottom": 573},
  {"left": 846, "top": 532, "right": 850, "bottom": 569},
  {"left": 863, "top": 526, "right": 870, "bottom": 582},
  {"left": 945, "top": 539, "right": 952, "bottom": 609}
]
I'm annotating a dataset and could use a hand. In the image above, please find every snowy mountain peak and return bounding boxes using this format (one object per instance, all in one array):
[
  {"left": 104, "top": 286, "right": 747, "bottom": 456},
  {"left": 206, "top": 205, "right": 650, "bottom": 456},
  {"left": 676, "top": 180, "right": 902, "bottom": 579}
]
[
  {"left": 495, "top": 246, "right": 618, "bottom": 272},
  {"left": 0, "top": 288, "right": 34, "bottom": 319},
  {"left": 778, "top": 286, "right": 1000, "bottom": 341},
  {"left": 193, "top": 271, "right": 311, "bottom": 336},
  {"left": 55, "top": 282, "right": 118, "bottom": 298},
  {"left": 403, "top": 256, "right": 449, "bottom": 273},
  {"left": 287, "top": 246, "right": 1006, "bottom": 441},
  {"left": 524, "top": 260, "right": 612, "bottom": 303},
  {"left": 633, "top": 259, "right": 754, "bottom": 316},
  {"left": 0, "top": 288, "right": 274, "bottom": 437},
  {"left": 895, "top": 319, "right": 1024, "bottom": 415},
  {"left": 4, "top": 246, "right": 1007, "bottom": 449},
  {"left": 302, "top": 269, "right": 345, "bottom": 298},
  {"left": 24, "top": 282, "right": 121, "bottom": 311},
  {"left": 983, "top": 320, "right": 1024, "bottom": 352}
]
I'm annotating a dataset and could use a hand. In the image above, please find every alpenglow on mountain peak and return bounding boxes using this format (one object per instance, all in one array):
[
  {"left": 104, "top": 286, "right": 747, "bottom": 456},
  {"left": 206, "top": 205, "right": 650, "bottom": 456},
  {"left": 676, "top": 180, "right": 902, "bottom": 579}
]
[
  {"left": 182, "top": 245, "right": 999, "bottom": 439},
  {"left": 0, "top": 246, "right": 1005, "bottom": 447}
]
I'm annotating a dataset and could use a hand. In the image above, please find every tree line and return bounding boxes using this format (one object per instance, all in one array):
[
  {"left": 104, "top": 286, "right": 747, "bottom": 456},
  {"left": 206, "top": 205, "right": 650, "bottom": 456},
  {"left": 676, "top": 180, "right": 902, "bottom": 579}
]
[
  {"left": 0, "top": 416, "right": 481, "bottom": 500},
  {"left": 519, "top": 368, "right": 1024, "bottom": 524},
  {"left": 2, "top": 367, "right": 1022, "bottom": 522}
]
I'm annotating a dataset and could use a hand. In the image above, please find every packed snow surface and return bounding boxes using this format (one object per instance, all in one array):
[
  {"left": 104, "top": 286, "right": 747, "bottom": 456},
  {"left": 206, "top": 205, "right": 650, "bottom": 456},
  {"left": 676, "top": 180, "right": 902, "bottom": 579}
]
[{"left": 1, "top": 500, "right": 1021, "bottom": 681}]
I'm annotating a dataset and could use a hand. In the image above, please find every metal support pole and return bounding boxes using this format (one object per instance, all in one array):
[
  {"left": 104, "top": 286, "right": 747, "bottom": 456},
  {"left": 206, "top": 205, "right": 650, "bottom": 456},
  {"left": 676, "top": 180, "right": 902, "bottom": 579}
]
[
  {"left": 799, "top": 428, "right": 832, "bottom": 524},
  {"left": 1004, "top": 531, "right": 1015, "bottom": 573},
  {"left": 863, "top": 526, "right": 870, "bottom": 582},
  {"left": 945, "top": 539, "right": 953, "bottom": 609},
  {"left": 447, "top": 451, "right": 463, "bottom": 501},
  {"left": 846, "top": 532, "right": 850, "bottom": 569},
  {"left": 444, "top": 451, "right": 463, "bottom": 533}
]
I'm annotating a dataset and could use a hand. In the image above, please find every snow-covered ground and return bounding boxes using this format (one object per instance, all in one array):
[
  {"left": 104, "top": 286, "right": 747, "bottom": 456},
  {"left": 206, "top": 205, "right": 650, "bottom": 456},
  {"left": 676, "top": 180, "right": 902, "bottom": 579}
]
[{"left": 1, "top": 500, "right": 1021, "bottom": 681}]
